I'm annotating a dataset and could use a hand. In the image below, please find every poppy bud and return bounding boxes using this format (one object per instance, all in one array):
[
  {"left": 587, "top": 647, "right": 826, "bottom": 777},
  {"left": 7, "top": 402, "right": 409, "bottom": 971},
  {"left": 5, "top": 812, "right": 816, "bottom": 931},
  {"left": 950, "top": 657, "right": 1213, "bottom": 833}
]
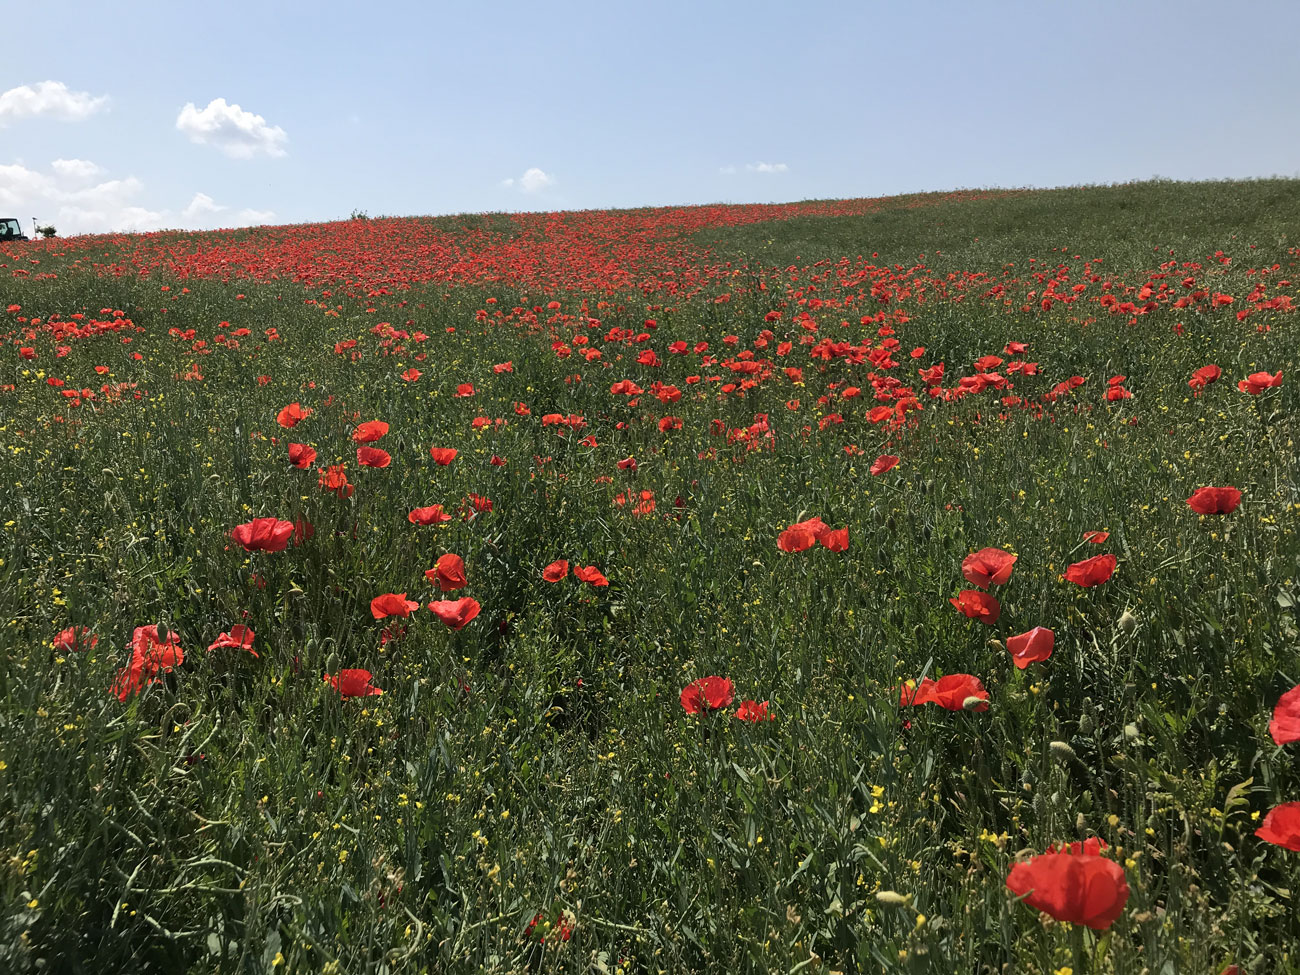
[
  {"left": 1124, "top": 723, "right": 1140, "bottom": 740},
  {"left": 1050, "top": 740, "right": 1077, "bottom": 762},
  {"left": 1079, "top": 712, "right": 1095, "bottom": 736},
  {"left": 962, "top": 695, "right": 986, "bottom": 711},
  {"left": 155, "top": 621, "right": 170, "bottom": 644},
  {"left": 1117, "top": 608, "right": 1138, "bottom": 634},
  {"left": 1021, "top": 769, "right": 1036, "bottom": 792},
  {"left": 875, "top": 890, "right": 911, "bottom": 906},
  {"left": 986, "top": 638, "right": 1003, "bottom": 651},
  {"left": 325, "top": 651, "right": 340, "bottom": 674}
]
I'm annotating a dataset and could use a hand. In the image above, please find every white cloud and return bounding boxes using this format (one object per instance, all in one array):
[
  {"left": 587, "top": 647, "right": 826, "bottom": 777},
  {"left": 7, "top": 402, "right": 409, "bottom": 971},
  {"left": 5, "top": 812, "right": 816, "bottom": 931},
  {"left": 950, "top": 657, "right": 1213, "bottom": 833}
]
[
  {"left": 502, "top": 167, "right": 554, "bottom": 193},
  {"left": 181, "top": 191, "right": 224, "bottom": 220},
  {"left": 0, "top": 81, "right": 108, "bottom": 126},
  {"left": 234, "top": 207, "right": 275, "bottom": 224},
  {"left": 176, "top": 97, "right": 288, "bottom": 159},
  {"left": 719, "top": 165, "right": 737, "bottom": 175},
  {"left": 0, "top": 162, "right": 50, "bottom": 207},
  {"left": 51, "top": 158, "right": 103, "bottom": 180},
  {"left": 746, "top": 162, "right": 789, "bottom": 174},
  {"left": 0, "top": 160, "right": 274, "bottom": 234},
  {"left": 178, "top": 192, "right": 274, "bottom": 228}
]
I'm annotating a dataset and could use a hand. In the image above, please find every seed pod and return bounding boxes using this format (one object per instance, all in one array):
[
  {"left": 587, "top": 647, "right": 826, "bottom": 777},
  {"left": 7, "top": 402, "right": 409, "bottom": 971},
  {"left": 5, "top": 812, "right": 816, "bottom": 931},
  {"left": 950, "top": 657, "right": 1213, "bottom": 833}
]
[
  {"left": 1050, "top": 740, "right": 1077, "bottom": 762},
  {"left": 875, "top": 890, "right": 911, "bottom": 906}
]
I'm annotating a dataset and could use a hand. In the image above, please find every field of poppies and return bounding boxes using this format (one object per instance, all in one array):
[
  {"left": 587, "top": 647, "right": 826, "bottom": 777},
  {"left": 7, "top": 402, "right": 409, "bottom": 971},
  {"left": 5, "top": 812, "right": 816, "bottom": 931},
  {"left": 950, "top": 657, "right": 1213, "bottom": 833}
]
[{"left": 1, "top": 178, "right": 1297, "bottom": 974}]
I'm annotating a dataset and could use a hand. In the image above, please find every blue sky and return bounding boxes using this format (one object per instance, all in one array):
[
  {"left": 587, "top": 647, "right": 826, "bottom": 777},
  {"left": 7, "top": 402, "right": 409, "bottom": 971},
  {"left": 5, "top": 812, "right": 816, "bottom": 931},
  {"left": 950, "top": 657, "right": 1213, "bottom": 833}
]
[{"left": 5, "top": 0, "right": 1299, "bottom": 234}]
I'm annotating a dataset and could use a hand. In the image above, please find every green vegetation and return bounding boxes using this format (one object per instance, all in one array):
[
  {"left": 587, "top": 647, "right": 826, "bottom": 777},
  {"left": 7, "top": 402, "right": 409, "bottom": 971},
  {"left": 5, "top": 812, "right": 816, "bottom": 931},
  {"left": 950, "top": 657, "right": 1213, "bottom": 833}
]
[{"left": 0, "top": 179, "right": 1296, "bottom": 973}]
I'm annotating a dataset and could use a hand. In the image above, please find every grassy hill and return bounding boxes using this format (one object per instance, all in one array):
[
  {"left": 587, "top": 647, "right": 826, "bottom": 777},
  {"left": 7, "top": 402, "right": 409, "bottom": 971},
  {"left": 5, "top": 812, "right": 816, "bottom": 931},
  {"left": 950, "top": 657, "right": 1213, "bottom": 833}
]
[{"left": 0, "top": 179, "right": 1297, "bottom": 973}]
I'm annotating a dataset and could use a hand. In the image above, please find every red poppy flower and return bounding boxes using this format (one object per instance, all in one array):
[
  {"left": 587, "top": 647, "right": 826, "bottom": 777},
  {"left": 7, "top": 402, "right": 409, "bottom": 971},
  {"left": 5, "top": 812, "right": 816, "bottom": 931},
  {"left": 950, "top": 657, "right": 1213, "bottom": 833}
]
[
  {"left": 777, "top": 526, "right": 818, "bottom": 553},
  {"left": 133, "top": 624, "right": 183, "bottom": 663},
  {"left": 371, "top": 593, "right": 421, "bottom": 620},
  {"left": 493, "top": 361, "right": 513, "bottom": 373},
  {"left": 574, "top": 565, "right": 609, "bottom": 587},
  {"left": 1186, "top": 486, "right": 1242, "bottom": 515},
  {"left": 950, "top": 590, "right": 1002, "bottom": 625},
  {"left": 379, "top": 624, "right": 408, "bottom": 646},
  {"left": 54, "top": 626, "right": 97, "bottom": 653},
  {"left": 819, "top": 527, "right": 849, "bottom": 552},
  {"left": 318, "top": 465, "right": 354, "bottom": 498},
  {"left": 961, "top": 548, "right": 1018, "bottom": 588},
  {"left": 462, "top": 493, "right": 494, "bottom": 517},
  {"left": 489, "top": 454, "right": 507, "bottom": 467},
  {"left": 735, "top": 699, "right": 772, "bottom": 722},
  {"left": 542, "top": 559, "right": 569, "bottom": 582},
  {"left": 400, "top": 368, "right": 422, "bottom": 382},
  {"left": 112, "top": 625, "right": 185, "bottom": 700},
  {"left": 785, "top": 515, "right": 825, "bottom": 535},
  {"left": 288, "top": 443, "right": 317, "bottom": 468},
  {"left": 680, "top": 676, "right": 735, "bottom": 714},
  {"left": 276, "top": 402, "right": 312, "bottom": 428},
  {"left": 425, "top": 554, "right": 467, "bottom": 592},
  {"left": 324, "top": 668, "right": 383, "bottom": 698},
  {"left": 1006, "top": 853, "right": 1130, "bottom": 930},
  {"left": 429, "top": 596, "right": 482, "bottom": 630},
  {"left": 454, "top": 383, "right": 475, "bottom": 397},
  {"left": 1256, "top": 802, "right": 1300, "bottom": 850},
  {"left": 429, "top": 446, "right": 458, "bottom": 466},
  {"left": 523, "top": 909, "right": 574, "bottom": 944},
  {"left": 109, "top": 667, "right": 147, "bottom": 700},
  {"left": 207, "top": 624, "right": 257, "bottom": 657},
  {"left": 899, "top": 674, "right": 989, "bottom": 711},
  {"left": 356, "top": 446, "right": 392, "bottom": 468},
  {"left": 870, "top": 454, "right": 900, "bottom": 476},
  {"left": 1064, "top": 553, "right": 1117, "bottom": 587},
  {"left": 1269, "top": 684, "right": 1300, "bottom": 745},
  {"left": 1082, "top": 530, "right": 1110, "bottom": 544},
  {"left": 231, "top": 517, "right": 295, "bottom": 553},
  {"left": 1237, "top": 370, "right": 1282, "bottom": 394},
  {"left": 778, "top": 516, "right": 829, "bottom": 553},
  {"left": 1006, "top": 626, "right": 1054, "bottom": 669},
  {"left": 353, "top": 420, "right": 389, "bottom": 443},
  {"left": 616, "top": 456, "right": 638, "bottom": 471},
  {"left": 1188, "top": 364, "right": 1221, "bottom": 390},
  {"left": 409, "top": 504, "right": 453, "bottom": 524}
]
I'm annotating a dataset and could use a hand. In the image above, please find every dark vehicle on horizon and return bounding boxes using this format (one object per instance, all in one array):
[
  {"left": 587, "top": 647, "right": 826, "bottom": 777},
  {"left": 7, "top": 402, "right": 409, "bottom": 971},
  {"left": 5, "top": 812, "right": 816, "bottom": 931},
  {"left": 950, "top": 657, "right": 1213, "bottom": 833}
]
[{"left": 0, "top": 217, "right": 29, "bottom": 241}]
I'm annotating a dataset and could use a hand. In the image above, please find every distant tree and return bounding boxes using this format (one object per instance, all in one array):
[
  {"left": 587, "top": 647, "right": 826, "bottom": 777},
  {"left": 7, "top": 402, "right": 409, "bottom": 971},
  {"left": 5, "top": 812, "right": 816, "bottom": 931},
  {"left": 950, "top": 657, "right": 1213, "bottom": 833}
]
[
  {"left": 36, "top": 225, "right": 57, "bottom": 238},
  {"left": 349, "top": 209, "right": 370, "bottom": 221}
]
